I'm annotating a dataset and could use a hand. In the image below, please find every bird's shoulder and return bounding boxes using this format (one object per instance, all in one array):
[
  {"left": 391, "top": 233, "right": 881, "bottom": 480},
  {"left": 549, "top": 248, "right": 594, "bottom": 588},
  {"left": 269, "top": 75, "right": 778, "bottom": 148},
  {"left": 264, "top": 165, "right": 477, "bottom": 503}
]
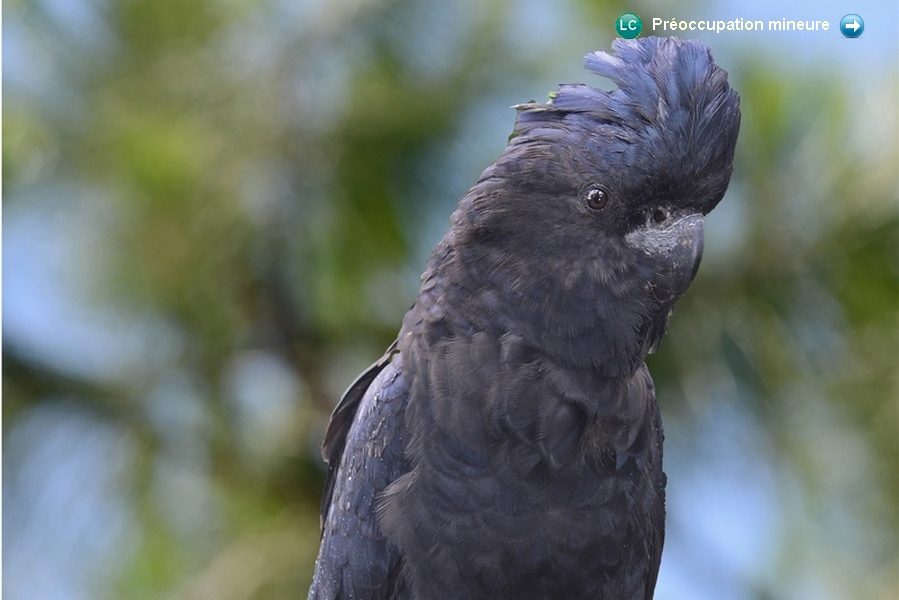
[
  {"left": 310, "top": 345, "right": 409, "bottom": 599},
  {"left": 319, "top": 340, "right": 397, "bottom": 521}
]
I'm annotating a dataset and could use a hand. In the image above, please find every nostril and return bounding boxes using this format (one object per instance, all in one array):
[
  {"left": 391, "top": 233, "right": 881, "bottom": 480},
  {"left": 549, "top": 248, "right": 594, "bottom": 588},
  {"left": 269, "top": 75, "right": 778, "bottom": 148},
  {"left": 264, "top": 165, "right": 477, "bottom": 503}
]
[{"left": 652, "top": 209, "right": 668, "bottom": 224}]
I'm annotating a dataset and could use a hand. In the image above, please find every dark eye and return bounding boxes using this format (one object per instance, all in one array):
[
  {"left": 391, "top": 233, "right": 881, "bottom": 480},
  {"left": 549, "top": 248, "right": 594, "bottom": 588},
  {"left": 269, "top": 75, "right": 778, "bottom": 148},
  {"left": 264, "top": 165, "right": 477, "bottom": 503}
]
[
  {"left": 585, "top": 187, "right": 609, "bottom": 211},
  {"left": 651, "top": 208, "right": 669, "bottom": 224}
]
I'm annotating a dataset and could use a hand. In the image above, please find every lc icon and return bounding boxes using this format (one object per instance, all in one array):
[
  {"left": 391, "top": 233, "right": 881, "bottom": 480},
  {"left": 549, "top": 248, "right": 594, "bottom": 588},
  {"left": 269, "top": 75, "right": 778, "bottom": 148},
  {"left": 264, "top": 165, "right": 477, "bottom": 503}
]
[{"left": 616, "top": 13, "right": 643, "bottom": 39}]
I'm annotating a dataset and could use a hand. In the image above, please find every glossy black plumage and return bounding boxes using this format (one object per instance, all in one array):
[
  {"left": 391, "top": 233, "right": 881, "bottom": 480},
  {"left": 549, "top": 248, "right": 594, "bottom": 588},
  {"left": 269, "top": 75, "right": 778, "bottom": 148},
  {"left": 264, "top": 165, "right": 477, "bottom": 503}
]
[{"left": 309, "top": 36, "right": 740, "bottom": 599}]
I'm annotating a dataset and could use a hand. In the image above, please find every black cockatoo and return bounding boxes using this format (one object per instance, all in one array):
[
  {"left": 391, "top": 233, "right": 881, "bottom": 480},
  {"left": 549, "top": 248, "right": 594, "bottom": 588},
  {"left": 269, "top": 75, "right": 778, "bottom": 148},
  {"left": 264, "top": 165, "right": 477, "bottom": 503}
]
[{"left": 309, "top": 36, "right": 741, "bottom": 599}]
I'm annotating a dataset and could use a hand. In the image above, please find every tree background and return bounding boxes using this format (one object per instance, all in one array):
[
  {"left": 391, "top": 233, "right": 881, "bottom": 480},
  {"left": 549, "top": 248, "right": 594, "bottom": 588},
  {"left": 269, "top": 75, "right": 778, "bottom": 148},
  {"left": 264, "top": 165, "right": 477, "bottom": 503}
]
[{"left": 3, "top": 0, "right": 897, "bottom": 598}]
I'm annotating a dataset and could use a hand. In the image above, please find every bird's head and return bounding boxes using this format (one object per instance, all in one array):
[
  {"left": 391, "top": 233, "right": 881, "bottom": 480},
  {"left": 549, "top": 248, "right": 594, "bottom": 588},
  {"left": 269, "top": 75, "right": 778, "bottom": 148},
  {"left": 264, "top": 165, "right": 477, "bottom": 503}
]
[{"left": 449, "top": 37, "right": 741, "bottom": 375}]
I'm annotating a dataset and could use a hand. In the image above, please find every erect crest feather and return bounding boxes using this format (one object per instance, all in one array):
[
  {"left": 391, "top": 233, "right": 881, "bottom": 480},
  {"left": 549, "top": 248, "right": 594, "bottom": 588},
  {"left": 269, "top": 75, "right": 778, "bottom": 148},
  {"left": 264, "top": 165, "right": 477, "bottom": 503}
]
[{"left": 513, "top": 36, "right": 739, "bottom": 137}]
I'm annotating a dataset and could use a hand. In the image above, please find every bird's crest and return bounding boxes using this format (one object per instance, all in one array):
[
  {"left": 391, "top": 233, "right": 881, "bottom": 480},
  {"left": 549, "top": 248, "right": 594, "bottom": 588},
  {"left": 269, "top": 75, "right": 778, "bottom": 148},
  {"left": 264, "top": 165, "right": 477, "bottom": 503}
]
[
  {"left": 512, "top": 36, "right": 741, "bottom": 211},
  {"left": 515, "top": 36, "right": 738, "bottom": 131}
]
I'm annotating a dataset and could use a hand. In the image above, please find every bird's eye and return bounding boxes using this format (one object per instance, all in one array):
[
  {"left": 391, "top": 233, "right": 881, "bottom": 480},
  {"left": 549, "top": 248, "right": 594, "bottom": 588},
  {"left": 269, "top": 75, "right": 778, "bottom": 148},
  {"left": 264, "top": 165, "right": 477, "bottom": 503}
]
[
  {"left": 651, "top": 208, "right": 669, "bottom": 224},
  {"left": 585, "top": 187, "right": 609, "bottom": 211}
]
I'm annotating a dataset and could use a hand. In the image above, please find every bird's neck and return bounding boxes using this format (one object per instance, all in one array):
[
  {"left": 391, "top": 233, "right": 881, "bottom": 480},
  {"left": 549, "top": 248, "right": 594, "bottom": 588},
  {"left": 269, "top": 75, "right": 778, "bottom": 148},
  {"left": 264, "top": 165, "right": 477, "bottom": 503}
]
[{"left": 401, "top": 229, "right": 666, "bottom": 379}]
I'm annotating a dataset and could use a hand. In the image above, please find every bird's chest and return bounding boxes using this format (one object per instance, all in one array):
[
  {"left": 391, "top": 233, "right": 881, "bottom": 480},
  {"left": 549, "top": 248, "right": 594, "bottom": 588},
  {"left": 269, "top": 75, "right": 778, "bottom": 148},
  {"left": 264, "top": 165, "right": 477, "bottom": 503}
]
[
  {"left": 382, "top": 426, "right": 663, "bottom": 598},
  {"left": 384, "top": 334, "right": 664, "bottom": 597}
]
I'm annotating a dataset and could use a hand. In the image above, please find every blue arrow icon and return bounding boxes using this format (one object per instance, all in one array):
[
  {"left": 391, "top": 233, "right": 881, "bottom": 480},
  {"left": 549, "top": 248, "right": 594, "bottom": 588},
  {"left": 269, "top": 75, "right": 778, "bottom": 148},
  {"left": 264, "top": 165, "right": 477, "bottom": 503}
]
[{"left": 840, "top": 14, "right": 864, "bottom": 38}]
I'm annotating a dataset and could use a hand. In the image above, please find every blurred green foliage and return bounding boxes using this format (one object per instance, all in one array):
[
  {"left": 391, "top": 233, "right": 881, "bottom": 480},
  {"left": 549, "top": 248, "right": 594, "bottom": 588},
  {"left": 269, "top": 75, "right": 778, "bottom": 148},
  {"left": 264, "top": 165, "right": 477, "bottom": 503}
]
[{"left": 4, "top": 0, "right": 897, "bottom": 599}]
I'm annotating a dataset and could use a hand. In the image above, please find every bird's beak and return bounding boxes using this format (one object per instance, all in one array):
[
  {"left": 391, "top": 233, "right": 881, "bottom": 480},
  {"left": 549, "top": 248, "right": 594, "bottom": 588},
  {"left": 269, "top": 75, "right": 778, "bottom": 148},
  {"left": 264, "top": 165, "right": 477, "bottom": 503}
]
[{"left": 625, "top": 213, "right": 704, "bottom": 308}]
